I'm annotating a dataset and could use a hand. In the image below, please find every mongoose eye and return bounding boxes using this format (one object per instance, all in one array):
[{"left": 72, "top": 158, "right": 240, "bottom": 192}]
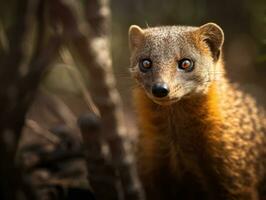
[
  {"left": 139, "top": 59, "right": 152, "bottom": 72},
  {"left": 178, "top": 58, "right": 194, "bottom": 72}
]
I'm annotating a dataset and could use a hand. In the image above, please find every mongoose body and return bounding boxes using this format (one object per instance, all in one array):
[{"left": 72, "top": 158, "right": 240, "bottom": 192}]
[{"left": 128, "top": 23, "right": 266, "bottom": 200}]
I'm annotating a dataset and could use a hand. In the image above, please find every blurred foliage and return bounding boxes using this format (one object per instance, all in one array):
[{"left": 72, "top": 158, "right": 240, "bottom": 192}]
[{"left": 250, "top": 0, "right": 266, "bottom": 63}]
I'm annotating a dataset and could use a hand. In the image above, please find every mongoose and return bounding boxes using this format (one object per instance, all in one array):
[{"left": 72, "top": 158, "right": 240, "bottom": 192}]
[{"left": 128, "top": 23, "right": 266, "bottom": 200}]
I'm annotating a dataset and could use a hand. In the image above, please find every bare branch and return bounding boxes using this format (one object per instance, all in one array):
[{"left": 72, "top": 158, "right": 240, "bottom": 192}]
[{"left": 26, "top": 119, "right": 61, "bottom": 145}]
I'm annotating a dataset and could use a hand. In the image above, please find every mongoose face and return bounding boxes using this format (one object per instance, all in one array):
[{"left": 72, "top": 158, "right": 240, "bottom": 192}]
[{"left": 128, "top": 23, "right": 224, "bottom": 105}]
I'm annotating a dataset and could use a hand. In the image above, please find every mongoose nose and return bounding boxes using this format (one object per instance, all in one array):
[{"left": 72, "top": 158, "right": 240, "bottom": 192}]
[{"left": 151, "top": 83, "right": 169, "bottom": 98}]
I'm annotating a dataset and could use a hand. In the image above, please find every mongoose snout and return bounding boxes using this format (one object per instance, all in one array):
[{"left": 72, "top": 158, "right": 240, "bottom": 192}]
[{"left": 151, "top": 83, "right": 169, "bottom": 98}]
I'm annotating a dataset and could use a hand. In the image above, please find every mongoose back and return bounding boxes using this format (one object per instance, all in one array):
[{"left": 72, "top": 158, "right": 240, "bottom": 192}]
[{"left": 128, "top": 23, "right": 266, "bottom": 200}]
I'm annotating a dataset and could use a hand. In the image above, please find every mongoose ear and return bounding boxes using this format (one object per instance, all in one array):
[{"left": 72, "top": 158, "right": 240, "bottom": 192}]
[
  {"left": 198, "top": 23, "right": 224, "bottom": 61},
  {"left": 128, "top": 25, "right": 144, "bottom": 50}
]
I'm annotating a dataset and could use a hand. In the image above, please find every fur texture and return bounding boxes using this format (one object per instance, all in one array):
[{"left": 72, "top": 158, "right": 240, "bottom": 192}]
[{"left": 129, "top": 23, "right": 266, "bottom": 200}]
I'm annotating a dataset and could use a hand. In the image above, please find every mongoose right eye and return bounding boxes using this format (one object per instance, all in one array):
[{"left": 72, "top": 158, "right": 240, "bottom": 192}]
[
  {"left": 139, "top": 59, "right": 152, "bottom": 72},
  {"left": 178, "top": 58, "right": 194, "bottom": 72}
]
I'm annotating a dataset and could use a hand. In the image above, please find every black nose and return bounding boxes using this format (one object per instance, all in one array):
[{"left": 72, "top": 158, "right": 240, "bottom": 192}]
[{"left": 151, "top": 83, "right": 169, "bottom": 98}]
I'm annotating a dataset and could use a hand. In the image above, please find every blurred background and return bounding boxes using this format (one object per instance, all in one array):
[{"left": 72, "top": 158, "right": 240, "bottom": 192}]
[{"left": 0, "top": 0, "right": 265, "bottom": 199}]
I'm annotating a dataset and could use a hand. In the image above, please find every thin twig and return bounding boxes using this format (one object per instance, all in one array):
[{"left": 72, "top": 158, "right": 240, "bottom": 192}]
[{"left": 26, "top": 119, "right": 61, "bottom": 145}]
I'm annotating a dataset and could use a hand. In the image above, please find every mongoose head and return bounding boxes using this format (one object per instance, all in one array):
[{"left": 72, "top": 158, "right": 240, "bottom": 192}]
[{"left": 128, "top": 23, "right": 224, "bottom": 105}]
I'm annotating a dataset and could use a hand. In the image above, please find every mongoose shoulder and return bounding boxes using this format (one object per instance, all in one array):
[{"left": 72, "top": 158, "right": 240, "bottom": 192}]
[{"left": 128, "top": 23, "right": 266, "bottom": 200}]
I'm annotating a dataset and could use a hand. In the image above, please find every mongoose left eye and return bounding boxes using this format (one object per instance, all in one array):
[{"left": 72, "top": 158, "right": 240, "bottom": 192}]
[
  {"left": 178, "top": 59, "right": 194, "bottom": 72},
  {"left": 139, "top": 59, "right": 152, "bottom": 72}
]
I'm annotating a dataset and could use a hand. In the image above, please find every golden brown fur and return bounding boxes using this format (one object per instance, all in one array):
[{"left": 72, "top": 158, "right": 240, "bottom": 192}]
[{"left": 129, "top": 23, "right": 266, "bottom": 200}]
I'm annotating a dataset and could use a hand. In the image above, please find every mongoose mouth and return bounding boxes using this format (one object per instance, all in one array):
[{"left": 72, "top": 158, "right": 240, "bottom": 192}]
[{"left": 149, "top": 95, "right": 181, "bottom": 106}]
